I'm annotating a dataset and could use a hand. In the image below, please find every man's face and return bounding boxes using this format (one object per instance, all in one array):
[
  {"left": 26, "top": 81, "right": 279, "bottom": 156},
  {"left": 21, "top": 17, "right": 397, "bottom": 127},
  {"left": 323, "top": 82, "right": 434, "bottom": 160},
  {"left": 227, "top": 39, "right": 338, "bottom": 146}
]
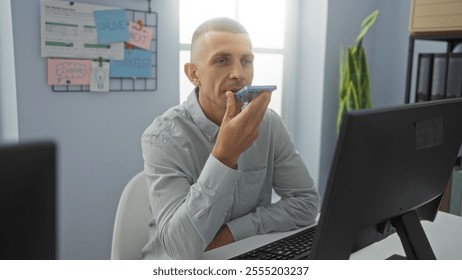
[{"left": 188, "top": 31, "right": 254, "bottom": 120}]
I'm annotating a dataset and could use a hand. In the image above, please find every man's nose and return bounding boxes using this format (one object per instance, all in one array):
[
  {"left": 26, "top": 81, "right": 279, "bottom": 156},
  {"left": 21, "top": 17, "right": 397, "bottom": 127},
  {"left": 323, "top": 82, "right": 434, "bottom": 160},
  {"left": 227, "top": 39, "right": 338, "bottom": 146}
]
[{"left": 229, "top": 61, "right": 245, "bottom": 80}]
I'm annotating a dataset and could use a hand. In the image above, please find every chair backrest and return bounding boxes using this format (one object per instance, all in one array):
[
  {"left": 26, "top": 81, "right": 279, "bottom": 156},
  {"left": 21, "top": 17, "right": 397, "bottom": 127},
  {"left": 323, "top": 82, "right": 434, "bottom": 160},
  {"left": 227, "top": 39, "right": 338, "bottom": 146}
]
[{"left": 111, "top": 171, "right": 150, "bottom": 260}]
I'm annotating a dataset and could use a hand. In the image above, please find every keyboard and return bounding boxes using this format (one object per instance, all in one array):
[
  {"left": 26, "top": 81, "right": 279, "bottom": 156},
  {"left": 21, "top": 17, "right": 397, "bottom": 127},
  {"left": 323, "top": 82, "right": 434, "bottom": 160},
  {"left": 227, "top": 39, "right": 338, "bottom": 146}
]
[{"left": 230, "top": 225, "right": 317, "bottom": 260}]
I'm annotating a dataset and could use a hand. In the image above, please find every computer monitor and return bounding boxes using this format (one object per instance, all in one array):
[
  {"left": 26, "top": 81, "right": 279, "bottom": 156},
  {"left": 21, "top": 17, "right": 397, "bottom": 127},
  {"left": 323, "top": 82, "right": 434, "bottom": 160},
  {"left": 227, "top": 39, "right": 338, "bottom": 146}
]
[
  {"left": 310, "top": 98, "right": 462, "bottom": 260},
  {"left": 0, "top": 142, "right": 57, "bottom": 260}
]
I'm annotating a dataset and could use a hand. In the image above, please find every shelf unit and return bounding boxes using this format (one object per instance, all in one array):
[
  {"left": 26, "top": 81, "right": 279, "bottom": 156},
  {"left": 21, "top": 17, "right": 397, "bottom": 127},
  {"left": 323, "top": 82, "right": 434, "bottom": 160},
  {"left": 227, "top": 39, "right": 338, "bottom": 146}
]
[{"left": 404, "top": 33, "right": 462, "bottom": 103}]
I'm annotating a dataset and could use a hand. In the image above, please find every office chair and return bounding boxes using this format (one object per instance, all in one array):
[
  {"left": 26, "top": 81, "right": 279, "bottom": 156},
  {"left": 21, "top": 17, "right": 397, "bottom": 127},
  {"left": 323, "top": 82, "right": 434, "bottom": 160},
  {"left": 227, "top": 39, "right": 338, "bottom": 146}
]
[{"left": 111, "top": 171, "right": 151, "bottom": 260}]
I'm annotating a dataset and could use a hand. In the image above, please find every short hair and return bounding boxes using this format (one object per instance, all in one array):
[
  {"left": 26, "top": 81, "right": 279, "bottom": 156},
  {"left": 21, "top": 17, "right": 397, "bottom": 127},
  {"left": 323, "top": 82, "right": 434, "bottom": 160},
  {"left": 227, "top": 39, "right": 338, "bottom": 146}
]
[{"left": 190, "top": 17, "right": 249, "bottom": 61}]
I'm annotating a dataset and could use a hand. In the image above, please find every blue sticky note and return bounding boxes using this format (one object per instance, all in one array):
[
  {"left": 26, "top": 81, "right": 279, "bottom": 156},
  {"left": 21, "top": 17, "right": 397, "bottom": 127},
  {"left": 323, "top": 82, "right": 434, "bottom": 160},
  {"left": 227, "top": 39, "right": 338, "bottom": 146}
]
[
  {"left": 93, "top": 9, "right": 130, "bottom": 43},
  {"left": 110, "top": 49, "right": 152, "bottom": 78}
]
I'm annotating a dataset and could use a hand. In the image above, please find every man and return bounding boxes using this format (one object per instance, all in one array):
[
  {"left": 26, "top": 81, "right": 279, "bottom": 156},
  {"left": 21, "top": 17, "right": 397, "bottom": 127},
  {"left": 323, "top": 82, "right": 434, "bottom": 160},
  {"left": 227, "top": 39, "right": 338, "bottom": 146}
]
[{"left": 141, "top": 17, "right": 320, "bottom": 259}]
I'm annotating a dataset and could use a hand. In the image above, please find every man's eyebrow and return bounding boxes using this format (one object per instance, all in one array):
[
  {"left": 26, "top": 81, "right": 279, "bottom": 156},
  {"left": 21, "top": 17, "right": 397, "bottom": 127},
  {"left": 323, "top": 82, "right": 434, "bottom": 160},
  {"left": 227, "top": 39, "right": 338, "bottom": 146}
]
[
  {"left": 210, "top": 52, "right": 232, "bottom": 59},
  {"left": 242, "top": 53, "right": 254, "bottom": 60},
  {"left": 210, "top": 52, "right": 255, "bottom": 60},
  {"left": 210, "top": 52, "right": 254, "bottom": 59}
]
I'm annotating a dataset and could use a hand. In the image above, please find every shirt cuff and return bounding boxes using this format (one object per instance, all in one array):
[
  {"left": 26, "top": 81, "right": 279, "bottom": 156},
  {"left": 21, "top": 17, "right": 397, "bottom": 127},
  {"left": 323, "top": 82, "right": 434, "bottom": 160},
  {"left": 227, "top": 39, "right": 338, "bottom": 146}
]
[
  {"left": 198, "top": 155, "right": 240, "bottom": 197},
  {"left": 226, "top": 214, "right": 257, "bottom": 241}
]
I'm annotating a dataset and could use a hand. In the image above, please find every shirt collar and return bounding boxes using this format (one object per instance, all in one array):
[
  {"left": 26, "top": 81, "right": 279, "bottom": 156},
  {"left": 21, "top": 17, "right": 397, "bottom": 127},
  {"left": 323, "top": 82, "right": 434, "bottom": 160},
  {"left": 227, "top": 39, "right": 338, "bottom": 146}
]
[{"left": 186, "top": 89, "right": 220, "bottom": 142}]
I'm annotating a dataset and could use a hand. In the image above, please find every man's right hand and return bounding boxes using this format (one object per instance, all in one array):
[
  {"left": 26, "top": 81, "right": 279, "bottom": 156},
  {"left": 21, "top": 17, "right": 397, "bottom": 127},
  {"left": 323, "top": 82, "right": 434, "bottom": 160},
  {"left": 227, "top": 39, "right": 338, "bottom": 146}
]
[{"left": 212, "top": 90, "right": 271, "bottom": 169}]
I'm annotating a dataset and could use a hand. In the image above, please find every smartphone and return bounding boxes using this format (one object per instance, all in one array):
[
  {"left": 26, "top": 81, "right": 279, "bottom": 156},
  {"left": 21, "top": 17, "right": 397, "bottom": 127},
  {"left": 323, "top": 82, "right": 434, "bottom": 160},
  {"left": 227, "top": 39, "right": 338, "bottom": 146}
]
[{"left": 235, "top": 85, "right": 277, "bottom": 103}]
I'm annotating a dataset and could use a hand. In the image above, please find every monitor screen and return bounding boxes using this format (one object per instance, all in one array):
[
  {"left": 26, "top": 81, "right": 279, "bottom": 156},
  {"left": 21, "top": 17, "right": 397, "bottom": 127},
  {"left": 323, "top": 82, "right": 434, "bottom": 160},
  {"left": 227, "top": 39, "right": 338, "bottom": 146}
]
[
  {"left": 0, "top": 142, "right": 57, "bottom": 260},
  {"left": 310, "top": 98, "right": 462, "bottom": 260}
]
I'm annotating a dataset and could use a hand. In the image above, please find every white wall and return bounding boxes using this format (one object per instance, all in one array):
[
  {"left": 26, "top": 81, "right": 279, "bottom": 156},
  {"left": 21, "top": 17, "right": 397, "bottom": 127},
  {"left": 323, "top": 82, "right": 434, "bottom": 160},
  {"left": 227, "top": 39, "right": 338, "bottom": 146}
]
[
  {"left": 0, "top": 0, "right": 18, "bottom": 142},
  {"left": 10, "top": 0, "right": 179, "bottom": 259}
]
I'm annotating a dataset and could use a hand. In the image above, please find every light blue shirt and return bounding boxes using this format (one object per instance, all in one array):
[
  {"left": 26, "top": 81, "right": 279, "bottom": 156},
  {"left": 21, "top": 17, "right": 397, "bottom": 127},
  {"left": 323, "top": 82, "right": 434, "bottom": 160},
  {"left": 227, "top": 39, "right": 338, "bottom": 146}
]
[{"left": 141, "top": 90, "right": 320, "bottom": 259}]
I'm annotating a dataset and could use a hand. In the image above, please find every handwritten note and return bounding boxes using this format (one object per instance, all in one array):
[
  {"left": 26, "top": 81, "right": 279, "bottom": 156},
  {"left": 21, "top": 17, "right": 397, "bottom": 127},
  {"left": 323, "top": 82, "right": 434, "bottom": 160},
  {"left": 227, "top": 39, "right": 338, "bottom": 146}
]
[
  {"left": 127, "top": 21, "right": 154, "bottom": 50},
  {"left": 90, "top": 61, "right": 110, "bottom": 92},
  {"left": 48, "top": 59, "right": 92, "bottom": 85},
  {"left": 93, "top": 9, "right": 129, "bottom": 44},
  {"left": 110, "top": 49, "right": 152, "bottom": 78}
]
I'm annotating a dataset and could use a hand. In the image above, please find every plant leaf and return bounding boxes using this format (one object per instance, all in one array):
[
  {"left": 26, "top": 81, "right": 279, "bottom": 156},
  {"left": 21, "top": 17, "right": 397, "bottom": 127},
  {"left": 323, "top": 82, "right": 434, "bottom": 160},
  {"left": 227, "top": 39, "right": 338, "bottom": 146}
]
[
  {"left": 355, "top": 10, "right": 379, "bottom": 46},
  {"left": 336, "top": 9, "right": 378, "bottom": 133},
  {"left": 339, "top": 45, "right": 345, "bottom": 94},
  {"left": 349, "top": 80, "right": 359, "bottom": 110}
]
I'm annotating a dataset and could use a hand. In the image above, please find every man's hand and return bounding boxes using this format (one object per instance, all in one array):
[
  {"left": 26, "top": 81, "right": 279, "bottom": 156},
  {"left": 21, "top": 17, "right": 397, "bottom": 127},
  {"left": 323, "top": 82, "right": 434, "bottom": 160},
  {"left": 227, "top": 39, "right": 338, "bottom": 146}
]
[
  {"left": 205, "top": 225, "right": 235, "bottom": 251},
  {"left": 212, "top": 90, "right": 271, "bottom": 168}
]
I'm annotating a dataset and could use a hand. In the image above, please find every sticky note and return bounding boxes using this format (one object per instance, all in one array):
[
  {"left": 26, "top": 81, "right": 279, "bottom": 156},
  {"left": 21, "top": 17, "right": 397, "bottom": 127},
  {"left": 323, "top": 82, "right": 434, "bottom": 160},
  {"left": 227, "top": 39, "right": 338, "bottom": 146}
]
[
  {"left": 127, "top": 21, "right": 154, "bottom": 50},
  {"left": 90, "top": 61, "right": 110, "bottom": 92},
  {"left": 110, "top": 49, "right": 152, "bottom": 78},
  {"left": 93, "top": 9, "right": 130, "bottom": 43},
  {"left": 48, "top": 59, "right": 92, "bottom": 85}
]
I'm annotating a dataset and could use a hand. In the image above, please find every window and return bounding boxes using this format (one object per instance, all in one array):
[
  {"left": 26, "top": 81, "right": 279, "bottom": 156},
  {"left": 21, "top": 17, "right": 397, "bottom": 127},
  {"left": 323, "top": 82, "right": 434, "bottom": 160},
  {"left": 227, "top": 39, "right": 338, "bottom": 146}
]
[{"left": 179, "top": 0, "right": 286, "bottom": 115}]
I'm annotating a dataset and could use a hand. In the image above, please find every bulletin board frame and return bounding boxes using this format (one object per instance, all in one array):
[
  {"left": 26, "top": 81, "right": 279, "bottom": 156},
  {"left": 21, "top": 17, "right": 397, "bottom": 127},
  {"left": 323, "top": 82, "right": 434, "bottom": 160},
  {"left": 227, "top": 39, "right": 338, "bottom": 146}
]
[{"left": 51, "top": 8, "right": 158, "bottom": 93}]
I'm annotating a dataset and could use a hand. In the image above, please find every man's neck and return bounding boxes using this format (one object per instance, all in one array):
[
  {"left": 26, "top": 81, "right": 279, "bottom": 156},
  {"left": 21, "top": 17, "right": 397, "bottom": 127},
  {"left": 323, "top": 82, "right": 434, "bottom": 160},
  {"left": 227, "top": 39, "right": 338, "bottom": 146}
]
[{"left": 197, "top": 89, "right": 224, "bottom": 126}]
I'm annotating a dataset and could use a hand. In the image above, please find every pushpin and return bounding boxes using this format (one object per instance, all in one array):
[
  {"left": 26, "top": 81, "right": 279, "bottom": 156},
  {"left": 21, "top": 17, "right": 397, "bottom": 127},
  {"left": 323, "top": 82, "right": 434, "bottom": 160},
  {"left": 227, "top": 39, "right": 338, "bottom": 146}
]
[
  {"left": 137, "top": 19, "right": 143, "bottom": 30},
  {"left": 126, "top": 42, "right": 133, "bottom": 53}
]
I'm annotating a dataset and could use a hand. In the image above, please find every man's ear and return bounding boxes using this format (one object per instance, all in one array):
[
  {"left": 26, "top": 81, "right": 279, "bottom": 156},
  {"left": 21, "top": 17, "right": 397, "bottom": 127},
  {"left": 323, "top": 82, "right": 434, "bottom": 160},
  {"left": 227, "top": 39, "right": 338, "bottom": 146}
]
[{"left": 184, "top": 63, "right": 200, "bottom": 87}]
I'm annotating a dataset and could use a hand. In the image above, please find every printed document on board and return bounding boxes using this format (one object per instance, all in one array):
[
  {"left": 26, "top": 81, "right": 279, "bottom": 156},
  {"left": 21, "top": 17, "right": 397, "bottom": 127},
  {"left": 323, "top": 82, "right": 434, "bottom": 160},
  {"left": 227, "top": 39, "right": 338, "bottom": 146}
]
[{"left": 40, "top": 0, "right": 124, "bottom": 59}]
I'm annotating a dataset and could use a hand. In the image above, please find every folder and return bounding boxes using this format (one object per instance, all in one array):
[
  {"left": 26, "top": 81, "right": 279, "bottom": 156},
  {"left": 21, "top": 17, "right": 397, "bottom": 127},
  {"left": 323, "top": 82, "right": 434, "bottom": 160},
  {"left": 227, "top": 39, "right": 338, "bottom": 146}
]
[
  {"left": 447, "top": 53, "right": 462, "bottom": 98},
  {"left": 416, "top": 53, "right": 433, "bottom": 102},
  {"left": 431, "top": 54, "right": 446, "bottom": 100},
  {"left": 449, "top": 167, "right": 462, "bottom": 216}
]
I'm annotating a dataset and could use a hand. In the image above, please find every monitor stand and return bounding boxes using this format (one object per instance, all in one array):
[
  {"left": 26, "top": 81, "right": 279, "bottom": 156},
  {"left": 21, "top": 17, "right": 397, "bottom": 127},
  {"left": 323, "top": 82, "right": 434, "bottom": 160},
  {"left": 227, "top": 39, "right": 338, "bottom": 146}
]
[{"left": 387, "top": 210, "right": 436, "bottom": 260}]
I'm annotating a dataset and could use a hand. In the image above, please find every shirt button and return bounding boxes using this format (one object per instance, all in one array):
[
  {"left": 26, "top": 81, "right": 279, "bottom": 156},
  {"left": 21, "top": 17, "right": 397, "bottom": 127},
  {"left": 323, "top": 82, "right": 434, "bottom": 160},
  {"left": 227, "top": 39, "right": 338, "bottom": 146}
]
[{"left": 208, "top": 135, "right": 212, "bottom": 140}]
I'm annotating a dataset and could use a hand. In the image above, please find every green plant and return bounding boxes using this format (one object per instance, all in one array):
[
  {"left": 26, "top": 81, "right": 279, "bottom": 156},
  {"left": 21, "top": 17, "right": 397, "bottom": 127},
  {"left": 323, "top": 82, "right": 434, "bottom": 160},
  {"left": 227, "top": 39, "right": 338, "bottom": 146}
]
[{"left": 337, "top": 10, "right": 379, "bottom": 133}]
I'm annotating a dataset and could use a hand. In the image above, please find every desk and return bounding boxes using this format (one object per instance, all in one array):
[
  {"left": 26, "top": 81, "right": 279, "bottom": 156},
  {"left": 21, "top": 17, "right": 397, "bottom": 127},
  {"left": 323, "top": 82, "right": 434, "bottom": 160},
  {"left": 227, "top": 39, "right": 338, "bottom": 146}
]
[{"left": 202, "top": 211, "right": 462, "bottom": 260}]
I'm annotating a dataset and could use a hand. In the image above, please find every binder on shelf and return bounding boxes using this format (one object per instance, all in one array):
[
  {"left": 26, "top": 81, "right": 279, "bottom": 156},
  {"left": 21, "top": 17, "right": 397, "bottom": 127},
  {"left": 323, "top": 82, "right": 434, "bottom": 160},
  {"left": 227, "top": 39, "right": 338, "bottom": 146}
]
[
  {"left": 431, "top": 54, "right": 446, "bottom": 100},
  {"left": 415, "top": 53, "right": 433, "bottom": 102},
  {"left": 449, "top": 166, "right": 462, "bottom": 216},
  {"left": 447, "top": 53, "right": 462, "bottom": 98}
]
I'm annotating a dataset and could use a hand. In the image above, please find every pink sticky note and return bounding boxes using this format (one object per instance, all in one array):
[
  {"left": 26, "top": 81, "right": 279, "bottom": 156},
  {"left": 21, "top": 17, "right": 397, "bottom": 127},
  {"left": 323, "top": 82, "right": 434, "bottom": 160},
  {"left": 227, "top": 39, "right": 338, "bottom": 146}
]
[
  {"left": 127, "top": 21, "right": 153, "bottom": 50},
  {"left": 47, "top": 59, "right": 92, "bottom": 85}
]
